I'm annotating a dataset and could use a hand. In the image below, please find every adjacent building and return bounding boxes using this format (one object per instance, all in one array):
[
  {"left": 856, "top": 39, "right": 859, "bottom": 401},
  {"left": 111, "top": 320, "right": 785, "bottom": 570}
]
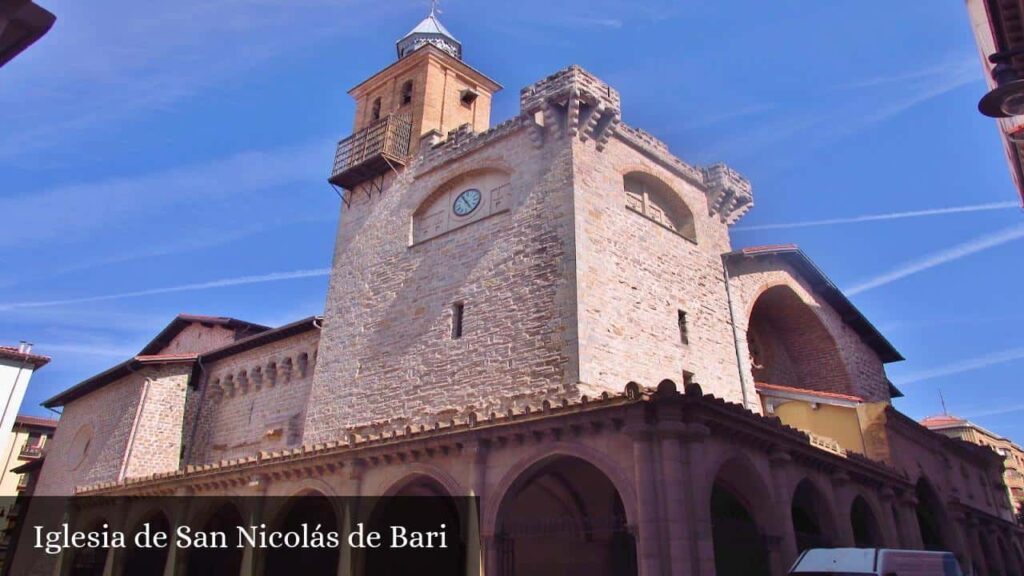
[
  {"left": 0, "top": 0, "right": 54, "bottom": 68},
  {"left": 17, "top": 11, "right": 1024, "bottom": 576},
  {"left": 965, "top": 0, "right": 1024, "bottom": 205},
  {"left": 923, "top": 413, "right": 1024, "bottom": 516}
]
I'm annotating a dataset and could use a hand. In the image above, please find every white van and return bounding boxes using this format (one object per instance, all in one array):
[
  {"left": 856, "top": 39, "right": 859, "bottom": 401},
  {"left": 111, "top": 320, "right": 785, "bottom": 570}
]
[{"left": 789, "top": 548, "right": 964, "bottom": 576}]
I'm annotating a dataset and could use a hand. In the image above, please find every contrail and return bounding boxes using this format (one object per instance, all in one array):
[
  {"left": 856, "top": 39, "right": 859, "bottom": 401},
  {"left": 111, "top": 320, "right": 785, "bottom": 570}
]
[
  {"left": 0, "top": 268, "right": 331, "bottom": 311},
  {"left": 899, "top": 347, "right": 1024, "bottom": 386},
  {"left": 845, "top": 223, "right": 1024, "bottom": 296},
  {"left": 734, "top": 202, "right": 1019, "bottom": 231}
]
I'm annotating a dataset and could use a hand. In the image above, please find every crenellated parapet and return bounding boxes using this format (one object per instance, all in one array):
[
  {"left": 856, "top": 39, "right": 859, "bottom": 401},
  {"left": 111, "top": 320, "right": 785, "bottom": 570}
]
[
  {"left": 520, "top": 65, "right": 621, "bottom": 150},
  {"left": 702, "top": 162, "right": 754, "bottom": 225}
]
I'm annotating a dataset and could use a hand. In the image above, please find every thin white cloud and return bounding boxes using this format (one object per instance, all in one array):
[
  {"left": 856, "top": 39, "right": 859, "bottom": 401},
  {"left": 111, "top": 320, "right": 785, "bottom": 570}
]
[
  {"left": 0, "top": 141, "right": 329, "bottom": 249},
  {"left": 735, "top": 202, "right": 1020, "bottom": 231},
  {"left": 0, "top": 268, "right": 331, "bottom": 311},
  {"left": 962, "top": 403, "right": 1024, "bottom": 420},
  {"left": 898, "top": 347, "right": 1024, "bottom": 386},
  {"left": 845, "top": 223, "right": 1024, "bottom": 296},
  {"left": 37, "top": 343, "right": 138, "bottom": 359}
]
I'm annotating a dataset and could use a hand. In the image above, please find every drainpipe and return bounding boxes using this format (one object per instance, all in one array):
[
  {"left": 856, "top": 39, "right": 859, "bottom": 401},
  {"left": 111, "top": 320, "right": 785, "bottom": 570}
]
[
  {"left": 117, "top": 363, "right": 147, "bottom": 482},
  {"left": 721, "top": 256, "right": 753, "bottom": 410}
]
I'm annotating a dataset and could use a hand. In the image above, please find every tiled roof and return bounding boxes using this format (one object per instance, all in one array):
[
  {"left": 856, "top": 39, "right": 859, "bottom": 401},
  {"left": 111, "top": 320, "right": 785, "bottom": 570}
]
[
  {"left": 14, "top": 414, "right": 58, "bottom": 429},
  {"left": 920, "top": 414, "right": 968, "bottom": 428},
  {"left": 138, "top": 314, "right": 269, "bottom": 355},
  {"left": 0, "top": 346, "right": 50, "bottom": 368},
  {"left": 755, "top": 382, "right": 864, "bottom": 403}
]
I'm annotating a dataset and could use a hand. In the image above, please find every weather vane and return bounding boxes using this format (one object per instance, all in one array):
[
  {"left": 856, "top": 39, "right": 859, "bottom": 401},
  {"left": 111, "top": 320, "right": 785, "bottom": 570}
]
[{"left": 430, "top": 0, "right": 440, "bottom": 16}]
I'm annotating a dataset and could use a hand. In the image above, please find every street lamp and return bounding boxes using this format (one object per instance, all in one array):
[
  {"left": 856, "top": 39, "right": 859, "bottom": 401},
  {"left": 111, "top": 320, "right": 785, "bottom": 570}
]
[{"left": 979, "top": 50, "right": 1024, "bottom": 118}]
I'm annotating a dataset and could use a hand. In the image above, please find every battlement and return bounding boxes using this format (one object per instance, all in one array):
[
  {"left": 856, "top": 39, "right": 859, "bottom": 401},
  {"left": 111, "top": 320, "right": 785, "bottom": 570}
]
[{"left": 520, "top": 65, "right": 621, "bottom": 115}]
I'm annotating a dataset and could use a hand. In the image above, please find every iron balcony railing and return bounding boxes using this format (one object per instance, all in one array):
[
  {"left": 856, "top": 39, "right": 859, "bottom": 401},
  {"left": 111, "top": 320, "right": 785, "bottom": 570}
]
[
  {"left": 18, "top": 444, "right": 41, "bottom": 459},
  {"left": 329, "top": 115, "right": 413, "bottom": 189}
]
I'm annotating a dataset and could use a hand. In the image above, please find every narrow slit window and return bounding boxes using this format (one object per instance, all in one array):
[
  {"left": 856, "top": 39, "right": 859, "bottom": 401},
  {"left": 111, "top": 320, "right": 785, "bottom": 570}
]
[
  {"left": 401, "top": 80, "right": 414, "bottom": 105},
  {"left": 371, "top": 97, "right": 382, "bottom": 121},
  {"left": 677, "top": 310, "right": 689, "bottom": 345},
  {"left": 452, "top": 302, "right": 464, "bottom": 339}
]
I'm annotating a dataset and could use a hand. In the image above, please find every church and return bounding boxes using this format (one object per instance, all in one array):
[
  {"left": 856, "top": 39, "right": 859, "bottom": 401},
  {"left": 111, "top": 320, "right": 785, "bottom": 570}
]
[{"left": 22, "top": 9, "right": 1024, "bottom": 576}]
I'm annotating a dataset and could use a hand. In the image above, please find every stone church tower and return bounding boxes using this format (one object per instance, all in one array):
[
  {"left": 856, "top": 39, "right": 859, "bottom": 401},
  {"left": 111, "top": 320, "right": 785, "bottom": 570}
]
[
  {"left": 21, "top": 11, "right": 1024, "bottom": 576},
  {"left": 305, "top": 15, "right": 756, "bottom": 443}
]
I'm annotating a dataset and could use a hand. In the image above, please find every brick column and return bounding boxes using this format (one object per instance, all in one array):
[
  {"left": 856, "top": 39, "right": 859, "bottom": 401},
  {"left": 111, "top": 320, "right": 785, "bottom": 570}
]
[
  {"left": 682, "top": 423, "right": 714, "bottom": 576},
  {"left": 657, "top": 417, "right": 693, "bottom": 576},
  {"left": 987, "top": 525, "right": 1008, "bottom": 575},
  {"left": 827, "top": 472, "right": 855, "bottom": 547},
  {"left": 895, "top": 492, "right": 924, "bottom": 549},
  {"left": 465, "top": 440, "right": 488, "bottom": 576},
  {"left": 239, "top": 474, "right": 269, "bottom": 576},
  {"left": 102, "top": 498, "right": 131, "bottom": 576},
  {"left": 767, "top": 449, "right": 798, "bottom": 574},
  {"left": 966, "top": 516, "right": 989, "bottom": 576},
  {"left": 338, "top": 460, "right": 366, "bottom": 576},
  {"left": 625, "top": 421, "right": 664, "bottom": 576},
  {"left": 877, "top": 488, "right": 901, "bottom": 548}
]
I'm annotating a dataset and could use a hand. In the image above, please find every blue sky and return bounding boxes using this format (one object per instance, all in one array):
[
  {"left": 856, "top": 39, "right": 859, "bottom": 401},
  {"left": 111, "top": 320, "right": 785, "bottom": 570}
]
[{"left": 2, "top": 1, "right": 1023, "bottom": 438}]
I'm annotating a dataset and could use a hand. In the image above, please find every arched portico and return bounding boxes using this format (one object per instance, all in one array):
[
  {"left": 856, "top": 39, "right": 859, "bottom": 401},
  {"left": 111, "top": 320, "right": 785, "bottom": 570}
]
[
  {"left": 915, "top": 478, "right": 952, "bottom": 552},
  {"left": 791, "top": 478, "right": 835, "bottom": 552},
  {"left": 184, "top": 501, "right": 245, "bottom": 576},
  {"left": 710, "top": 457, "right": 772, "bottom": 576},
  {"left": 121, "top": 510, "right": 171, "bottom": 576},
  {"left": 493, "top": 455, "right": 637, "bottom": 576},
  {"left": 850, "top": 495, "right": 884, "bottom": 548},
  {"left": 261, "top": 492, "right": 340, "bottom": 576},
  {"left": 359, "top": 475, "right": 466, "bottom": 576},
  {"left": 67, "top": 518, "right": 109, "bottom": 576}
]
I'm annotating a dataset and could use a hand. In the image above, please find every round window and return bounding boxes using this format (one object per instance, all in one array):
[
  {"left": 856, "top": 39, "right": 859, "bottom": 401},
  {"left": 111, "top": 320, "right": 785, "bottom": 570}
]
[{"left": 66, "top": 424, "right": 93, "bottom": 470}]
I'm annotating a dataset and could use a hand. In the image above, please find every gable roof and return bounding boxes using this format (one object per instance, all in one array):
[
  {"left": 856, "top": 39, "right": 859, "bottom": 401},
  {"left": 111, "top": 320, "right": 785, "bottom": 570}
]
[
  {"left": 138, "top": 314, "right": 269, "bottom": 355},
  {"left": 42, "top": 316, "right": 322, "bottom": 409},
  {"left": 724, "top": 244, "right": 904, "bottom": 363}
]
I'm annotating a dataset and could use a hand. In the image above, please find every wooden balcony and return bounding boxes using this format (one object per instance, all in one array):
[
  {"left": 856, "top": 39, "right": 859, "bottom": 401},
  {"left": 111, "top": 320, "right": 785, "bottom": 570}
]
[{"left": 329, "top": 115, "right": 413, "bottom": 190}]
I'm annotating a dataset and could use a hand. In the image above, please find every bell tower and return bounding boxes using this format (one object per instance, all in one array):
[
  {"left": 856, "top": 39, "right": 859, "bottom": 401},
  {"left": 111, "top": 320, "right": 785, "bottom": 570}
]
[{"left": 328, "top": 9, "right": 501, "bottom": 191}]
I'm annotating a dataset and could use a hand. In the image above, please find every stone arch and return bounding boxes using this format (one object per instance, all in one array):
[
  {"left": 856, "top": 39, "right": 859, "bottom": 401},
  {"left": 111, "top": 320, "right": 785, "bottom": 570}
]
[
  {"left": 484, "top": 442, "right": 638, "bottom": 535},
  {"left": 121, "top": 509, "right": 171, "bottom": 576},
  {"left": 359, "top": 474, "right": 467, "bottom": 576},
  {"left": 372, "top": 463, "right": 465, "bottom": 497},
  {"left": 997, "top": 533, "right": 1020, "bottom": 576},
  {"left": 411, "top": 166, "right": 515, "bottom": 244},
  {"left": 791, "top": 477, "right": 836, "bottom": 552},
  {"left": 68, "top": 517, "right": 109, "bottom": 576},
  {"left": 710, "top": 455, "right": 773, "bottom": 576},
  {"left": 915, "top": 477, "right": 952, "bottom": 551},
  {"left": 492, "top": 454, "right": 637, "bottom": 576},
  {"left": 184, "top": 501, "right": 245, "bottom": 576},
  {"left": 261, "top": 491, "right": 340, "bottom": 576},
  {"left": 746, "top": 283, "right": 854, "bottom": 396},
  {"left": 622, "top": 171, "right": 696, "bottom": 242},
  {"left": 850, "top": 495, "right": 884, "bottom": 548}
]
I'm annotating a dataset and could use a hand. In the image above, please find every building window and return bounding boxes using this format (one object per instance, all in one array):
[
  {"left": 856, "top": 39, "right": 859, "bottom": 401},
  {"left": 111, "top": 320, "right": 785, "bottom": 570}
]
[
  {"left": 371, "top": 97, "right": 382, "bottom": 121},
  {"left": 452, "top": 302, "right": 464, "bottom": 339},
  {"left": 623, "top": 172, "right": 697, "bottom": 242},
  {"left": 677, "top": 310, "right": 689, "bottom": 344},
  {"left": 401, "top": 80, "right": 413, "bottom": 105}
]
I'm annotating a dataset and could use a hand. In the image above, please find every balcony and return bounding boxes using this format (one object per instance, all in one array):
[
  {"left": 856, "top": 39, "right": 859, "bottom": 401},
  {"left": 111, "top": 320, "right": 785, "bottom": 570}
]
[
  {"left": 18, "top": 444, "right": 41, "bottom": 459},
  {"left": 329, "top": 115, "right": 413, "bottom": 190}
]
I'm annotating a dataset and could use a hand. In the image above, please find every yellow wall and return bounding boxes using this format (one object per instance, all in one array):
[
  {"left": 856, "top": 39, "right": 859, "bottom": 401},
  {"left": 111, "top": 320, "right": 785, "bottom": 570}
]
[{"left": 772, "top": 400, "right": 867, "bottom": 454}]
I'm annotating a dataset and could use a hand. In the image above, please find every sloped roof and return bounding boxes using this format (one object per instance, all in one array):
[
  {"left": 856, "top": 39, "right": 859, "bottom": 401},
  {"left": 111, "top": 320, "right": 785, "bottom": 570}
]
[
  {"left": 0, "top": 345, "right": 50, "bottom": 368},
  {"left": 724, "top": 244, "right": 903, "bottom": 363},
  {"left": 400, "top": 12, "right": 457, "bottom": 41},
  {"left": 138, "top": 314, "right": 269, "bottom": 355}
]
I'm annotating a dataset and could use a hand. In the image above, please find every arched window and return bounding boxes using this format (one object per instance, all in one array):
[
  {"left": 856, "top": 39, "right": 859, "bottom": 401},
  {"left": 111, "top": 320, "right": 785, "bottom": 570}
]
[
  {"left": 412, "top": 168, "right": 513, "bottom": 244},
  {"left": 401, "top": 80, "right": 414, "bottom": 105},
  {"left": 623, "top": 172, "right": 696, "bottom": 242},
  {"left": 371, "top": 97, "right": 382, "bottom": 121}
]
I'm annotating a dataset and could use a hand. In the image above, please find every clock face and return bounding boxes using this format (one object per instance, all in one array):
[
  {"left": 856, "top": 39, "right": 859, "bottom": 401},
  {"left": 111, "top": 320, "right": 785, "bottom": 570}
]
[{"left": 453, "top": 188, "right": 482, "bottom": 217}]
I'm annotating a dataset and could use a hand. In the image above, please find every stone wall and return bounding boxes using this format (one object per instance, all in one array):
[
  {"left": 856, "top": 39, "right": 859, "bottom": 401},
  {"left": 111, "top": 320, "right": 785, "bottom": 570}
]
[
  {"left": 186, "top": 330, "right": 320, "bottom": 464},
  {"left": 306, "top": 125, "right": 580, "bottom": 442},
  {"left": 572, "top": 134, "right": 746, "bottom": 404},
  {"left": 35, "top": 364, "right": 192, "bottom": 495},
  {"left": 158, "top": 323, "right": 237, "bottom": 355}
]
